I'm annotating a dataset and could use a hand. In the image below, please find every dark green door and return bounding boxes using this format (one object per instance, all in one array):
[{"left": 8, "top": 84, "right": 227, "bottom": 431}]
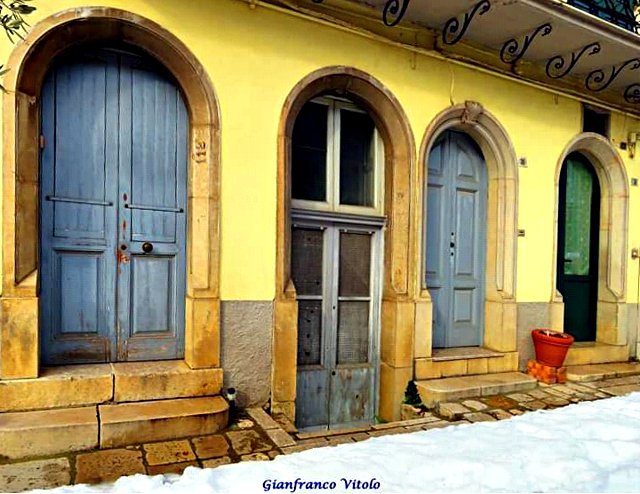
[{"left": 556, "top": 153, "right": 600, "bottom": 342}]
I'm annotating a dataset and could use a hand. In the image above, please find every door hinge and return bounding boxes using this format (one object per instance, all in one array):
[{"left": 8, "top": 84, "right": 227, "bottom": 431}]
[{"left": 39, "top": 135, "right": 45, "bottom": 149}]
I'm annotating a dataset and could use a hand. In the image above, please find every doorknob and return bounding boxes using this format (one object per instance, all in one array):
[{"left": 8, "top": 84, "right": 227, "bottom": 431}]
[{"left": 142, "top": 242, "right": 154, "bottom": 253}]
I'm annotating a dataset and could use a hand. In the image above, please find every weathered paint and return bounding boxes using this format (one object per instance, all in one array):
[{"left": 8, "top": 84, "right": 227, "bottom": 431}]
[{"left": 39, "top": 47, "right": 187, "bottom": 363}]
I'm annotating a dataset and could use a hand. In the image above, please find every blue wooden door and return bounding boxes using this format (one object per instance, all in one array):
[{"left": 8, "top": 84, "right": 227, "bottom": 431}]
[
  {"left": 425, "top": 131, "right": 487, "bottom": 348},
  {"left": 40, "top": 48, "right": 187, "bottom": 364}
]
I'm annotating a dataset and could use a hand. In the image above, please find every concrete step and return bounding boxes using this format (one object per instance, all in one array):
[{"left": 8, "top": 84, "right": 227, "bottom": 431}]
[
  {"left": 566, "top": 362, "right": 640, "bottom": 382},
  {"left": 0, "top": 406, "right": 98, "bottom": 459},
  {"left": 112, "top": 361, "right": 223, "bottom": 402},
  {"left": 99, "top": 396, "right": 228, "bottom": 448},
  {"left": 416, "top": 372, "right": 537, "bottom": 407},
  {"left": 564, "top": 343, "right": 629, "bottom": 366}
]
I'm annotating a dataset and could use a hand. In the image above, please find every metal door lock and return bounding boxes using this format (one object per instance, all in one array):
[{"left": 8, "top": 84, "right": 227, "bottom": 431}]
[{"left": 632, "top": 247, "right": 639, "bottom": 260}]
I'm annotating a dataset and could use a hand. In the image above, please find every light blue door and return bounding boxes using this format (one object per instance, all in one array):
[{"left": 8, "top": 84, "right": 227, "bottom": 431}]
[
  {"left": 40, "top": 48, "right": 188, "bottom": 364},
  {"left": 425, "top": 131, "right": 487, "bottom": 348}
]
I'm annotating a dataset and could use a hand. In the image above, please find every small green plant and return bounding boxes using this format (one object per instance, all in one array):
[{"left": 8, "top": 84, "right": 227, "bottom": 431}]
[
  {"left": 0, "top": 0, "right": 37, "bottom": 88},
  {"left": 403, "top": 380, "right": 422, "bottom": 406}
]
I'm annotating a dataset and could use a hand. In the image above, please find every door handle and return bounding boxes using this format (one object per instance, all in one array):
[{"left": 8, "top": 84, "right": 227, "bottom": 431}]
[
  {"left": 563, "top": 258, "right": 572, "bottom": 263},
  {"left": 142, "top": 242, "right": 154, "bottom": 253}
]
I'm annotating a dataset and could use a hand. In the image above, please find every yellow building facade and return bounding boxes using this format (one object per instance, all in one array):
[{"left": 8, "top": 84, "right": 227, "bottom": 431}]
[{"left": 0, "top": 0, "right": 639, "bottom": 444}]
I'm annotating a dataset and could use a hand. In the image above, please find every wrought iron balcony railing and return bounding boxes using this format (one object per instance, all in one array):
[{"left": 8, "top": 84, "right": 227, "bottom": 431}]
[{"left": 567, "top": 0, "right": 640, "bottom": 33}]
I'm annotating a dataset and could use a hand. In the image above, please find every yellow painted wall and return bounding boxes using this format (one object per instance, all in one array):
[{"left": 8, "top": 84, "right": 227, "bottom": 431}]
[{"left": 2, "top": 0, "right": 640, "bottom": 303}]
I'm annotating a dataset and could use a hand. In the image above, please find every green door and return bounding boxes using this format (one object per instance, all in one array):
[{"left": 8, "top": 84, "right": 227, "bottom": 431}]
[{"left": 556, "top": 153, "right": 600, "bottom": 342}]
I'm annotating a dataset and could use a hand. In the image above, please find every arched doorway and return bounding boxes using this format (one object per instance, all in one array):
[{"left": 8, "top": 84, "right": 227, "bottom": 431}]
[
  {"left": 273, "top": 67, "right": 417, "bottom": 423},
  {"left": 556, "top": 153, "right": 600, "bottom": 342},
  {"left": 39, "top": 45, "right": 188, "bottom": 364},
  {"left": 290, "top": 95, "right": 384, "bottom": 429},
  {"left": 425, "top": 130, "right": 488, "bottom": 348},
  {"left": 1, "top": 8, "right": 220, "bottom": 379}
]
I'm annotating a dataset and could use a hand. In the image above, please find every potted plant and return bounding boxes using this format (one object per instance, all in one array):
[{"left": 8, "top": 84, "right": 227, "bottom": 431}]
[{"left": 531, "top": 329, "right": 574, "bottom": 367}]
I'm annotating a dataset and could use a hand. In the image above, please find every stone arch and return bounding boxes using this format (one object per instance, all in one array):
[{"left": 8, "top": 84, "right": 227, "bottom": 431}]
[
  {"left": 418, "top": 101, "right": 519, "bottom": 354},
  {"left": 273, "top": 66, "right": 418, "bottom": 421},
  {"left": 552, "top": 133, "right": 629, "bottom": 345},
  {"left": 0, "top": 7, "right": 220, "bottom": 378}
]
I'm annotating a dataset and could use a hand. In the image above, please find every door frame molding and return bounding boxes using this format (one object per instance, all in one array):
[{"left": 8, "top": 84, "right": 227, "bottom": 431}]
[
  {"left": 552, "top": 133, "right": 629, "bottom": 345},
  {"left": 1, "top": 7, "right": 221, "bottom": 378},
  {"left": 274, "top": 66, "right": 418, "bottom": 422},
  {"left": 419, "top": 101, "right": 519, "bottom": 355}
]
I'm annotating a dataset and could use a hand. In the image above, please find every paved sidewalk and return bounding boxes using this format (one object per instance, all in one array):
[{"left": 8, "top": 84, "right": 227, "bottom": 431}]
[{"left": 1, "top": 374, "right": 639, "bottom": 492}]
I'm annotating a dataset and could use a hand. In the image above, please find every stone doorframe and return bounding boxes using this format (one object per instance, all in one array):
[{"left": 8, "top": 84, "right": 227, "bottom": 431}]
[
  {"left": 417, "top": 102, "right": 519, "bottom": 356},
  {"left": 0, "top": 7, "right": 221, "bottom": 378},
  {"left": 551, "top": 133, "right": 629, "bottom": 345},
  {"left": 273, "top": 66, "right": 420, "bottom": 422}
]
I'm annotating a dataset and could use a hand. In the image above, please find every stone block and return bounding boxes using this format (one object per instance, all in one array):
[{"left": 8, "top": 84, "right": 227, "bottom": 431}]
[
  {"left": 185, "top": 296, "right": 220, "bottom": 369},
  {"left": 226, "top": 430, "right": 272, "bottom": 455},
  {"left": 147, "top": 461, "right": 198, "bottom": 476},
  {"left": 463, "top": 412, "right": 496, "bottom": 422},
  {"left": 378, "top": 363, "right": 412, "bottom": 422},
  {"left": 0, "top": 458, "right": 70, "bottom": 492},
  {"left": 113, "top": 361, "right": 223, "bottom": 402},
  {"left": 436, "top": 402, "right": 471, "bottom": 420},
  {"left": 467, "top": 358, "right": 489, "bottom": 375},
  {"left": 246, "top": 407, "right": 280, "bottom": 430},
  {"left": 0, "top": 364, "right": 112, "bottom": 412},
  {"left": 0, "top": 406, "right": 98, "bottom": 459},
  {"left": 0, "top": 297, "right": 38, "bottom": 379},
  {"left": 75, "top": 449, "right": 145, "bottom": 484},
  {"left": 143, "top": 440, "right": 196, "bottom": 466},
  {"left": 414, "top": 359, "right": 440, "bottom": 380},
  {"left": 265, "top": 428, "right": 296, "bottom": 448},
  {"left": 99, "top": 396, "right": 228, "bottom": 448},
  {"left": 192, "top": 435, "right": 229, "bottom": 459},
  {"left": 241, "top": 453, "right": 270, "bottom": 461},
  {"left": 461, "top": 400, "right": 488, "bottom": 411},
  {"left": 202, "top": 457, "right": 232, "bottom": 468}
]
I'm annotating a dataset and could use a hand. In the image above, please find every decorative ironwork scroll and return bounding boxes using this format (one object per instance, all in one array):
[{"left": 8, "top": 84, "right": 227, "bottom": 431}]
[
  {"left": 585, "top": 58, "right": 640, "bottom": 91},
  {"left": 442, "top": 0, "right": 491, "bottom": 46},
  {"left": 382, "top": 0, "right": 412, "bottom": 27},
  {"left": 309, "top": 0, "right": 412, "bottom": 27},
  {"left": 500, "top": 23, "right": 552, "bottom": 65},
  {"left": 545, "top": 42, "right": 601, "bottom": 79},
  {"left": 567, "top": 0, "right": 640, "bottom": 33},
  {"left": 624, "top": 83, "right": 640, "bottom": 103}
]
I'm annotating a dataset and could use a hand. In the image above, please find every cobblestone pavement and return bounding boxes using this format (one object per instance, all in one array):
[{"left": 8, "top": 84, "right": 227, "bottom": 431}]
[{"left": 1, "top": 375, "right": 639, "bottom": 492}]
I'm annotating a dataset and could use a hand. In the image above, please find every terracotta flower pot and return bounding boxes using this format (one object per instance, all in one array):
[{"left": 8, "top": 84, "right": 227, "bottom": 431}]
[{"left": 531, "top": 329, "right": 574, "bottom": 367}]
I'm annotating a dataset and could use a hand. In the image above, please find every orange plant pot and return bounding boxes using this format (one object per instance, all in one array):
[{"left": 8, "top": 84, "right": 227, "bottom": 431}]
[{"left": 531, "top": 329, "right": 574, "bottom": 367}]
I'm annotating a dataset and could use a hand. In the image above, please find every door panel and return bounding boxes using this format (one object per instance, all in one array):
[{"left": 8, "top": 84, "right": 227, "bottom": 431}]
[
  {"left": 40, "top": 52, "right": 119, "bottom": 364},
  {"left": 557, "top": 155, "right": 600, "bottom": 342},
  {"left": 117, "top": 54, "right": 187, "bottom": 360},
  {"left": 293, "top": 226, "right": 330, "bottom": 429},
  {"left": 294, "top": 222, "right": 380, "bottom": 430},
  {"left": 40, "top": 48, "right": 187, "bottom": 364},
  {"left": 425, "top": 131, "right": 487, "bottom": 348}
]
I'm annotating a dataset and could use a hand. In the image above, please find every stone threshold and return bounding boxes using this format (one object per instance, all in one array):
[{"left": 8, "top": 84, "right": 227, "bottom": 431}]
[{"left": 431, "top": 347, "right": 505, "bottom": 361}]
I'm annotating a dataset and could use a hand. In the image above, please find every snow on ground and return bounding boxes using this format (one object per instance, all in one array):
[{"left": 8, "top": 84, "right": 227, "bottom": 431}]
[{"left": 37, "top": 393, "right": 640, "bottom": 493}]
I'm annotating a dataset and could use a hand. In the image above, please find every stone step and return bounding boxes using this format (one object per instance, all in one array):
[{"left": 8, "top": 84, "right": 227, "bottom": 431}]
[
  {"left": 0, "top": 364, "right": 112, "bottom": 413},
  {"left": 0, "top": 362, "right": 223, "bottom": 412},
  {"left": 99, "top": 396, "right": 228, "bottom": 448},
  {"left": 0, "top": 406, "right": 98, "bottom": 459},
  {"left": 415, "top": 372, "right": 537, "bottom": 407},
  {"left": 415, "top": 351, "right": 518, "bottom": 380},
  {"left": 566, "top": 362, "right": 640, "bottom": 382},
  {"left": 564, "top": 343, "right": 629, "bottom": 366},
  {"left": 112, "top": 361, "right": 223, "bottom": 402}
]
